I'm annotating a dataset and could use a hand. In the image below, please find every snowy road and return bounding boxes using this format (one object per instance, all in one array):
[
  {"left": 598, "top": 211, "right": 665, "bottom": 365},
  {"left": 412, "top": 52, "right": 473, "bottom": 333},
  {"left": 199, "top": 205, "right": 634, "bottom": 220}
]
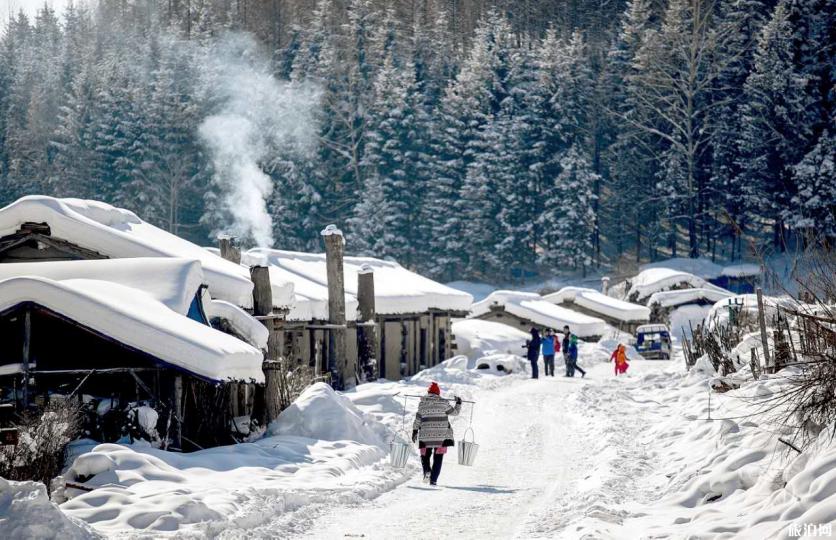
[{"left": 295, "top": 361, "right": 665, "bottom": 540}]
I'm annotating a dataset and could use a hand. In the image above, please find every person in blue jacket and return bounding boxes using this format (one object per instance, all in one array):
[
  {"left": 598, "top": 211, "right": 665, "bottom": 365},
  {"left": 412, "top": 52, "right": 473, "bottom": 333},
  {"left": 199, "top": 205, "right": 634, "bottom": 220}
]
[
  {"left": 541, "top": 328, "right": 559, "bottom": 377},
  {"left": 524, "top": 327, "right": 541, "bottom": 379}
]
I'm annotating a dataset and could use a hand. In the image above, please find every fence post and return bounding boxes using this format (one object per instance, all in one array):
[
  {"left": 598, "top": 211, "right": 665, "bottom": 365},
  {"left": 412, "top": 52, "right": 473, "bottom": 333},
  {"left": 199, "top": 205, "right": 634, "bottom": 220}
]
[
  {"left": 750, "top": 349, "right": 760, "bottom": 380},
  {"left": 322, "top": 224, "right": 351, "bottom": 390},
  {"left": 218, "top": 235, "right": 241, "bottom": 264},
  {"left": 756, "top": 288, "right": 772, "bottom": 373},
  {"left": 357, "top": 265, "right": 377, "bottom": 381},
  {"left": 251, "top": 265, "right": 282, "bottom": 424}
]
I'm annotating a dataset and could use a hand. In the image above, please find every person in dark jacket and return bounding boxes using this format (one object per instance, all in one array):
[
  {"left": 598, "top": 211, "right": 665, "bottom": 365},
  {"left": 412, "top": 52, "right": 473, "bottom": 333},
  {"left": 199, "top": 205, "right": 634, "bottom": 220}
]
[
  {"left": 524, "top": 327, "right": 541, "bottom": 379},
  {"left": 562, "top": 326, "right": 585, "bottom": 378},
  {"left": 541, "top": 328, "right": 558, "bottom": 376},
  {"left": 412, "top": 381, "right": 462, "bottom": 485}
]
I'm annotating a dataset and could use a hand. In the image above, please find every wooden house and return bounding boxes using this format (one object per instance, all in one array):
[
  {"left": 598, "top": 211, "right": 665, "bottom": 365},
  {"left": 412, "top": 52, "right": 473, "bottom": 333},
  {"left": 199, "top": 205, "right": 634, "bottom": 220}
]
[
  {"left": 542, "top": 287, "right": 650, "bottom": 334},
  {"left": 242, "top": 248, "right": 473, "bottom": 381},
  {"left": 469, "top": 290, "right": 609, "bottom": 339},
  {"left": 0, "top": 258, "right": 264, "bottom": 450}
]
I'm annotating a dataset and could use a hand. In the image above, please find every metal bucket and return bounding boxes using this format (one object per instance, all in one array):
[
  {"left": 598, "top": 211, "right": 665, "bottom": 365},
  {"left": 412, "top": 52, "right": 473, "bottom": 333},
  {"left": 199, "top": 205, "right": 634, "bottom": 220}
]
[
  {"left": 457, "top": 428, "right": 479, "bottom": 466},
  {"left": 389, "top": 439, "right": 411, "bottom": 468}
]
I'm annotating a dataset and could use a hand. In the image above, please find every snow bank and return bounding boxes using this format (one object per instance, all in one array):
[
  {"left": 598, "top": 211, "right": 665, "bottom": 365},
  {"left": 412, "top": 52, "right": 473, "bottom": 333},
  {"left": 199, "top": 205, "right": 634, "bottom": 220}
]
[
  {"left": 470, "top": 290, "right": 610, "bottom": 338},
  {"left": 0, "top": 196, "right": 254, "bottom": 307},
  {"left": 555, "top": 354, "right": 836, "bottom": 539},
  {"left": 268, "top": 382, "right": 389, "bottom": 447},
  {"left": 0, "top": 479, "right": 98, "bottom": 539},
  {"left": 60, "top": 383, "right": 413, "bottom": 535},
  {"left": 543, "top": 286, "right": 650, "bottom": 322},
  {"left": 0, "top": 258, "right": 205, "bottom": 315},
  {"left": 452, "top": 319, "right": 529, "bottom": 359},
  {"left": 246, "top": 248, "right": 473, "bottom": 316},
  {"left": 647, "top": 286, "right": 733, "bottom": 309},
  {"left": 669, "top": 304, "right": 714, "bottom": 340},
  {"left": 0, "top": 276, "right": 264, "bottom": 382}
]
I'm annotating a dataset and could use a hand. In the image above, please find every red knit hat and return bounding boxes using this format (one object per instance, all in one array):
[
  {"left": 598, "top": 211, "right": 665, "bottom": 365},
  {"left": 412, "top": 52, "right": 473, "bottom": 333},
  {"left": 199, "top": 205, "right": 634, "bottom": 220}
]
[{"left": 428, "top": 381, "right": 441, "bottom": 395}]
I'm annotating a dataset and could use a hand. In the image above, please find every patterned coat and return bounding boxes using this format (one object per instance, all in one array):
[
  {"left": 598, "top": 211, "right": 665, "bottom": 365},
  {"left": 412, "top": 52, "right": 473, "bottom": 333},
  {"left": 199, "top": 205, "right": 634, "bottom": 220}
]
[{"left": 412, "top": 394, "right": 461, "bottom": 448}]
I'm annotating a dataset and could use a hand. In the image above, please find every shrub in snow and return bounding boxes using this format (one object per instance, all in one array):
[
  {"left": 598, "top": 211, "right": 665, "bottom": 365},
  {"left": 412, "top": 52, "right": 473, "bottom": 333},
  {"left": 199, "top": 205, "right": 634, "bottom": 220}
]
[{"left": 0, "top": 399, "right": 81, "bottom": 489}]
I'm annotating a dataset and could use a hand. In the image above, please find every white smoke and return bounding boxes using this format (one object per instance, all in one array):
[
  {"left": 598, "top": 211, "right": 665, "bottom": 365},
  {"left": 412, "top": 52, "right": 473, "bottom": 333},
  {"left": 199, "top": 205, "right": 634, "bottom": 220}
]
[{"left": 198, "top": 33, "right": 319, "bottom": 247}]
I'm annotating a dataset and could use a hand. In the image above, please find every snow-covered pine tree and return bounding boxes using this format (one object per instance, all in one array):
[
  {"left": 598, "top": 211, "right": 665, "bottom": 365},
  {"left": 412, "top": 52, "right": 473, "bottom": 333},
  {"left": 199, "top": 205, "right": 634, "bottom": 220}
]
[
  {"left": 788, "top": 131, "right": 836, "bottom": 242},
  {"left": 540, "top": 145, "right": 598, "bottom": 271},
  {"left": 424, "top": 10, "right": 513, "bottom": 280},
  {"left": 737, "top": 0, "right": 832, "bottom": 250},
  {"left": 349, "top": 52, "right": 421, "bottom": 265},
  {"left": 707, "top": 0, "right": 775, "bottom": 260},
  {"left": 602, "top": 0, "right": 661, "bottom": 262}
]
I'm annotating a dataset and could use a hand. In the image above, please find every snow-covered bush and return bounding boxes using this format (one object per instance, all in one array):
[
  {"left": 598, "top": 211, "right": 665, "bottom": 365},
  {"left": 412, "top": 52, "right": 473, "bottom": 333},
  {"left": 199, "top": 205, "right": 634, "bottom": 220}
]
[{"left": 0, "top": 398, "right": 82, "bottom": 489}]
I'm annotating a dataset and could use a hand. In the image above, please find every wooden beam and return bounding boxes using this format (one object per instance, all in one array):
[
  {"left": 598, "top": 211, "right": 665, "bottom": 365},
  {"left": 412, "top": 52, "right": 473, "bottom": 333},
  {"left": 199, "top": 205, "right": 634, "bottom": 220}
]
[
  {"left": 22, "top": 308, "right": 30, "bottom": 408},
  {"left": 756, "top": 288, "right": 772, "bottom": 372},
  {"left": 321, "top": 224, "right": 351, "bottom": 390}
]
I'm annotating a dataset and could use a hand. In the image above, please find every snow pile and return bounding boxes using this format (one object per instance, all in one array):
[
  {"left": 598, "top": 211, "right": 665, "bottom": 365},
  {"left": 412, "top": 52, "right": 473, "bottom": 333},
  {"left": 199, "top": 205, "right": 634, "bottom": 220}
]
[
  {"left": 452, "top": 319, "right": 530, "bottom": 359},
  {"left": 0, "top": 196, "right": 254, "bottom": 307},
  {"left": 470, "top": 290, "right": 610, "bottom": 338},
  {"left": 60, "top": 384, "right": 410, "bottom": 535},
  {"left": 246, "top": 248, "right": 473, "bottom": 317},
  {"left": 0, "top": 276, "right": 264, "bottom": 382},
  {"left": 0, "top": 479, "right": 98, "bottom": 539},
  {"left": 627, "top": 267, "right": 723, "bottom": 303},
  {"left": 669, "top": 304, "right": 714, "bottom": 340},
  {"left": 543, "top": 286, "right": 650, "bottom": 323},
  {"left": 553, "top": 360, "right": 836, "bottom": 539},
  {"left": 268, "top": 382, "right": 389, "bottom": 448},
  {"left": 647, "top": 286, "right": 733, "bottom": 308}
]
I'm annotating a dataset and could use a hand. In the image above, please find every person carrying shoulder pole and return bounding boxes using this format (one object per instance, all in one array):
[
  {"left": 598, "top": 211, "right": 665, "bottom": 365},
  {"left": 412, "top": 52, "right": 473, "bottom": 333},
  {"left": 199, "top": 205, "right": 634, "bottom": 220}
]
[{"left": 412, "top": 381, "right": 462, "bottom": 486}]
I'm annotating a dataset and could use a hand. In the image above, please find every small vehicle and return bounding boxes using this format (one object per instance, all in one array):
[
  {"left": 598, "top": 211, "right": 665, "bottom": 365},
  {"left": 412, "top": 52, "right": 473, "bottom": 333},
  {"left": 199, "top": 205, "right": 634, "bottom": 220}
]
[{"left": 635, "top": 324, "right": 672, "bottom": 360}]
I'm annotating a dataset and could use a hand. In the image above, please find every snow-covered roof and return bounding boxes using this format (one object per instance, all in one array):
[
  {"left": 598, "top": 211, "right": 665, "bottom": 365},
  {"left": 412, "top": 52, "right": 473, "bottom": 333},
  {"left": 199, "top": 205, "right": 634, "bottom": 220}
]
[
  {"left": 469, "top": 290, "right": 609, "bottom": 338},
  {"left": 0, "top": 258, "right": 204, "bottom": 315},
  {"left": 640, "top": 258, "right": 724, "bottom": 280},
  {"left": 0, "top": 196, "right": 254, "bottom": 308},
  {"left": 705, "top": 293, "right": 796, "bottom": 330},
  {"left": 627, "top": 268, "right": 727, "bottom": 302},
  {"left": 0, "top": 276, "right": 264, "bottom": 382},
  {"left": 720, "top": 263, "right": 761, "bottom": 278},
  {"left": 543, "top": 287, "right": 650, "bottom": 323},
  {"left": 202, "top": 295, "right": 269, "bottom": 350},
  {"left": 205, "top": 247, "right": 295, "bottom": 309},
  {"left": 647, "top": 287, "right": 733, "bottom": 309},
  {"left": 245, "top": 248, "right": 473, "bottom": 317}
]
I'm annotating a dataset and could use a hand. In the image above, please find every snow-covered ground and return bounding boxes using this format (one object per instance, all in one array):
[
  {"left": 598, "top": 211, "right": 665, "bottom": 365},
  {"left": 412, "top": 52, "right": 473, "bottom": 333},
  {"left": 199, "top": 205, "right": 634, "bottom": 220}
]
[{"left": 6, "top": 321, "right": 836, "bottom": 539}]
